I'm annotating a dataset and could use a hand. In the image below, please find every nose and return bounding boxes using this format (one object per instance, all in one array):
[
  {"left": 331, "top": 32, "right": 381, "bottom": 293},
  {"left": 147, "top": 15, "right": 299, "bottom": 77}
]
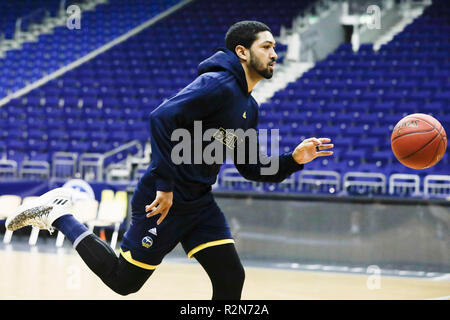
[{"left": 271, "top": 48, "right": 278, "bottom": 61}]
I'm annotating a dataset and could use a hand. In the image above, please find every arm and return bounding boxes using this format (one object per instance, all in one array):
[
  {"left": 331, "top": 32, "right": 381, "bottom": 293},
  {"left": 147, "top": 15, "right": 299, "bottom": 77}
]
[
  {"left": 145, "top": 75, "right": 226, "bottom": 224},
  {"left": 234, "top": 148, "right": 305, "bottom": 183},
  {"left": 234, "top": 120, "right": 333, "bottom": 183}
]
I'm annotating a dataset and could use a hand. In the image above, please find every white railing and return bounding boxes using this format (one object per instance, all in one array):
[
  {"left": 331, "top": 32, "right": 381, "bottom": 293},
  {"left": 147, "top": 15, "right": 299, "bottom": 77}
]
[
  {"left": 298, "top": 170, "right": 341, "bottom": 193},
  {"left": 424, "top": 175, "right": 450, "bottom": 198},
  {"left": 52, "top": 152, "right": 78, "bottom": 179},
  {"left": 343, "top": 171, "right": 387, "bottom": 194},
  {"left": 221, "top": 167, "right": 262, "bottom": 190},
  {"left": 0, "top": 159, "right": 18, "bottom": 178},
  {"left": 389, "top": 173, "right": 421, "bottom": 196},
  {"left": 19, "top": 160, "right": 50, "bottom": 180},
  {"left": 79, "top": 140, "right": 143, "bottom": 182}
]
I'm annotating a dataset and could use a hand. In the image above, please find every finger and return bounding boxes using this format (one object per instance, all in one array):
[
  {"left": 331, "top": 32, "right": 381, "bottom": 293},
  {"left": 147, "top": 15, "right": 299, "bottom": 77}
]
[
  {"left": 157, "top": 211, "right": 168, "bottom": 225},
  {"left": 316, "top": 151, "right": 334, "bottom": 157},
  {"left": 157, "top": 207, "right": 171, "bottom": 225},
  {"left": 146, "top": 205, "right": 163, "bottom": 218},
  {"left": 318, "top": 138, "right": 331, "bottom": 143},
  {"left": 302, "top": 139, "right": 322, "bottom": 149},
  {"left": 145, "top": 199, "right": 159, "bottom": 212},
  {"left": 317, "top": 143, "right": 334, "bottom": 150}
]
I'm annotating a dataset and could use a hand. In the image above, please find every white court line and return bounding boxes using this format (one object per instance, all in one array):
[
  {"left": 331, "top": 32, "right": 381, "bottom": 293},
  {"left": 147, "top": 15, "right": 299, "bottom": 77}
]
[{"left": 430, "top": 274, "right": 450, "bottom": 282}]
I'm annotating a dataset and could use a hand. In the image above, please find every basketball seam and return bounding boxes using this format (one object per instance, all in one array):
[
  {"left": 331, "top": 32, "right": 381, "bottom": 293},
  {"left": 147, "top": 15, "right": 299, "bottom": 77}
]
[
  {"left": 400, "top": 125, "right": 442, "bottom": 160},
  {"left": 424, "top": 131, "right": 444, "bottom": 168},
  {"left": 391, "top": 115, "right": 438, "bottom": 143},
  {"left": 391, "top": 128, "right": 435, "bottom": 142}
]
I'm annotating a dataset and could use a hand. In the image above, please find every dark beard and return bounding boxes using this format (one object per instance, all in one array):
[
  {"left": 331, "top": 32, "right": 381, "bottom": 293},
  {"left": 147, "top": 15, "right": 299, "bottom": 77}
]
[{"left": 249, "top": 53, "right": 273, "bottom": 79}]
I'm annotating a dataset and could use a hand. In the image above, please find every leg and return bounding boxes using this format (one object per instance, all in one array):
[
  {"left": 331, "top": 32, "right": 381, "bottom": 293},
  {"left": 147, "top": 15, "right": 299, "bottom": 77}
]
[
  {"left": 53, "top": 214, "right": 154, "bottom": 296},
  {"left": 74, "top": 232, "right": 153, "bottom": 295},
  {"left": 5, "top": 187, "right": 154, "bottom": 296},
  {"left": 193, "top": 243, "right": 245, "bottom": 300}
]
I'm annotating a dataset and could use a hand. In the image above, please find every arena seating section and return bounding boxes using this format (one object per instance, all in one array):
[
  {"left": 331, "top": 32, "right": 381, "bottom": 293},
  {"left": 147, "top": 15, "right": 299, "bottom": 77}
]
[
  {"left": 0, "top": 0, "right": 182, "bottom": 97},
  {"left": 0, "top": 0, "right": 308, "bottom": 174},
  {"left": 0, "top": 0, "right": 448, "bottom": 196},
  {"left": 258, "top": 0, "right": 449, "bottom": 177},
  {"left": 0, "top": 1, "right": 61, "bottom": 39}
]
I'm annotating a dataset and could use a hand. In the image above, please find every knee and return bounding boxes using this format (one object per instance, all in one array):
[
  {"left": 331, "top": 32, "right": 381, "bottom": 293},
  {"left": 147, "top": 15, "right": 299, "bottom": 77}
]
[
  {"left": 106, "top": 271, "right": 150, "bottom": 296},
  {"left": 107, "top": 256, "right": 153, "bottom": 296},
  {"left": 111, "top": 282, "right": 144, "bottom": 296},
  {"left": 114, "top": 288, "right": 137, "bottom": 296}
]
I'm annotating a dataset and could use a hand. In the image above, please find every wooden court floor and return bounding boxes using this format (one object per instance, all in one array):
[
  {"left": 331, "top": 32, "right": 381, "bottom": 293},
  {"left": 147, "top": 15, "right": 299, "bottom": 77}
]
[{"left": 0, "top": 249, "right": 449, "bottom": 300}]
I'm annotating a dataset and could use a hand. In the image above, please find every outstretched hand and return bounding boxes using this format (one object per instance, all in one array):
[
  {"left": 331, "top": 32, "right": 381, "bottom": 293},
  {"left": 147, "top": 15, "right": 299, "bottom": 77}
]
[
  {"left": 292, "top": 137, "right": 334, "bottom": 165},
  {"left": 145, "top": 190, "right": 173, "bottom": 225}
]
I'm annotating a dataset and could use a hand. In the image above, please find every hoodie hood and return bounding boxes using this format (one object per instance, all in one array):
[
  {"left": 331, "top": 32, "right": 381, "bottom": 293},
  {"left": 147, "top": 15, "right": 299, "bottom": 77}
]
[{"left": 197, "top": 48, "right": 248, "bottom": 94}]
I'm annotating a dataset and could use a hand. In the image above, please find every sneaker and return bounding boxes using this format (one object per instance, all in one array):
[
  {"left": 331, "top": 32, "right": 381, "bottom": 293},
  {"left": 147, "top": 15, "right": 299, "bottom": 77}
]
[{"left": 5, "top": 188, "right": 74, "bottom": 234}]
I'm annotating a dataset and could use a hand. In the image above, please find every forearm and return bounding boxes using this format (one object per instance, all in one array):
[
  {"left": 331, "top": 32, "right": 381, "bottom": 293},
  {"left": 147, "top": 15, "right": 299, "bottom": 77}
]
[{"left": 235, "top": 152, "right": 303, "bottom": 183}]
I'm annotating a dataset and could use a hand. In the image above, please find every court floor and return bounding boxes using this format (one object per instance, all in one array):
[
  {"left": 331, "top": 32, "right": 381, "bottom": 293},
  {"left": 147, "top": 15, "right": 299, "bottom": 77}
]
[{"left": 0, "top": 248, "right": 448, "bottom": 300}]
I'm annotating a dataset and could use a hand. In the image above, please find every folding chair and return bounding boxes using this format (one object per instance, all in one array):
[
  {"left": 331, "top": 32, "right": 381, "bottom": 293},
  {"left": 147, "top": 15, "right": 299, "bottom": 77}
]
[
  {"left": 114, "top": 190, "right": 128, "bottom": 217},
  {"left": 113, "top": 190, "right": 128, "bottom": 247},
  {"left": 97, "top": 189, "right": 116, "bottom": 241},
  {"left": 88, "top": 199, "right": 126, "bottom": 250},
  {"left": 0, "top": 195, "right": 22, "bottom": 244},
  {"left": 101, "top": 189, "right": 115, "bottom": 201}
]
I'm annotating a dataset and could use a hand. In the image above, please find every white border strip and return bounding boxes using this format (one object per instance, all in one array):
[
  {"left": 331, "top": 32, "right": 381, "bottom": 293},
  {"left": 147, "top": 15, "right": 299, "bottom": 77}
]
[
  {"left": 0, "top": 0, "right": 196, "bottom": 108},
  {"left": 426, "top": 295, "right": 450, "bottom": 300}
]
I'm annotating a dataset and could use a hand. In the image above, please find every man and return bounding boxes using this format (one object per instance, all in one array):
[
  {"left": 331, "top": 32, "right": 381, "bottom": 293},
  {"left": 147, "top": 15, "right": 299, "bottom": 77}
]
[{"left": 6, "top": 21, "right": 333, "bottom": 299}]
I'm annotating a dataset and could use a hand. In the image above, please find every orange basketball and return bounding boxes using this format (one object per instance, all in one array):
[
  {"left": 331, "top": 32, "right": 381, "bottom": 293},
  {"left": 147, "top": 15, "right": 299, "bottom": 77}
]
[{"left": 391, "top": 113, "right": 447, "bottom": 169}]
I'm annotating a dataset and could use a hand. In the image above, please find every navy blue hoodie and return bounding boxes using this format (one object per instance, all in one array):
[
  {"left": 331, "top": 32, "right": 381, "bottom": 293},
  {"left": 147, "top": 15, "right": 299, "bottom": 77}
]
[{"left": 132, "top": 48, "right": 304, "bottom": 212}]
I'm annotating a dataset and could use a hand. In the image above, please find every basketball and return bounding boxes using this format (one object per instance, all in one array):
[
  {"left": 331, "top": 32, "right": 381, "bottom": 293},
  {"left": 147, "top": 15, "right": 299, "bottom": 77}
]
[{"left": 391, "top": 113, "right": 447, "bottom": 169}]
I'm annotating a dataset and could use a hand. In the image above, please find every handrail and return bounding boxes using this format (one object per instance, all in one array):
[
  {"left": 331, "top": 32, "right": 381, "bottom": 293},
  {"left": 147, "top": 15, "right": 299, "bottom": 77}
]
[
  {"left": 78, "top": 140, "right": 143, "bottom": 181},
  {"left": 103, "top": 140, "right": 143, "bottom": 160},
  {"left": 298, "top": 169, "right": 341, "bottom": 192},
  {"left": 388, "top": 173, "right": 420, "bottom": 195},
  {"left": 0, "top": 159, "right": 18, "bottom": 177},
  {"left": 424, "top": 175, "right": 450, "bottom": 198},
  {"left": 52, "top": 152, "right": 78, "bottom": 178},
  {"left": 343, "top": 171, "right": 387, "bottom": 194},
  {"left": 19, "top": 160, "right": 50, "bottom": 179}
]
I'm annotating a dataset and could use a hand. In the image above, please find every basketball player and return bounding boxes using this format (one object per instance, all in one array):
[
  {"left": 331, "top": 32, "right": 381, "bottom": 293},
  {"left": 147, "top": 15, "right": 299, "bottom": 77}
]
[{"left": 6, "top": 21, "right": 333, "bottom": 299}]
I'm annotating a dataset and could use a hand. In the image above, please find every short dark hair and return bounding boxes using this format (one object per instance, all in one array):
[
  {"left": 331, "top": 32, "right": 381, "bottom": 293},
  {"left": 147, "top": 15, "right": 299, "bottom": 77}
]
[{"left": 225, "top": 21, "right": 271, "bottom": 52}]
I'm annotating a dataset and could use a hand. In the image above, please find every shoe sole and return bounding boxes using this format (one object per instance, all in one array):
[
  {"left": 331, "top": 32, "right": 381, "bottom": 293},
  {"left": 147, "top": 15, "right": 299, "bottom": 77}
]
[{"left": 6, "top": 205, "right": 53, "bottom": 231}]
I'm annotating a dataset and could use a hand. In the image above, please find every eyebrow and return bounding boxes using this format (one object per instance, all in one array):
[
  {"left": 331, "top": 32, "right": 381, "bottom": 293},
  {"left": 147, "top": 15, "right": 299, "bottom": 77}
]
[{"left": 260, "top": 40, "right": 276, "bottom": 46}]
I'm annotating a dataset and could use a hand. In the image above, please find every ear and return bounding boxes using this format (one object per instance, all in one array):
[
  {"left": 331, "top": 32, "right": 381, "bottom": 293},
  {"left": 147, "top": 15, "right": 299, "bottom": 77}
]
[{"left": 235, "top": 45, "right": 249, "bottom": 62}]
